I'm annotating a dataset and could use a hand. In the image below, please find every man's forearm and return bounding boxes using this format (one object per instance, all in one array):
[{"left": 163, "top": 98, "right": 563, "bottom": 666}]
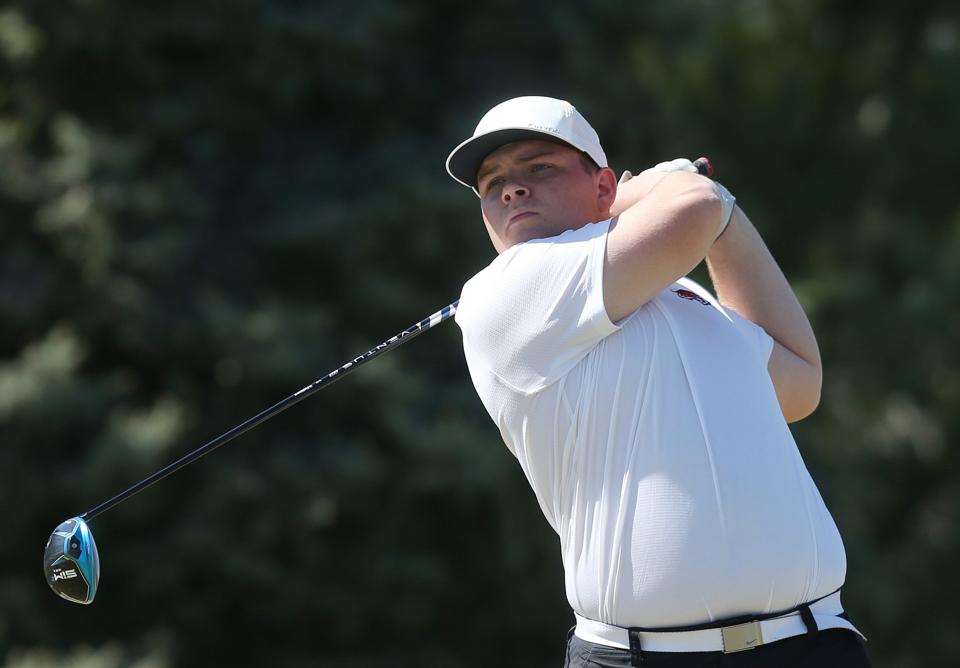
[
  {"left": 705, "top": 206, "right": 821, "bottom": 370},
  {"left": 609, "top": 170, "right": 675, "bottom": 217}
]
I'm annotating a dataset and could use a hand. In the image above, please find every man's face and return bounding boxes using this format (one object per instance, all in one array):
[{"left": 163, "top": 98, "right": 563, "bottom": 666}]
[{"left": 476, "top": 140, "right": 615, "bottom": 253}]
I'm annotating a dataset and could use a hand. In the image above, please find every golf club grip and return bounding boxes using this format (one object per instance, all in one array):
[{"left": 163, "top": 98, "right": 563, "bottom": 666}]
[
  {"left": 693, "top": 156, "right": 713, "bottom": 177},
  {"left": 80, "top": 301, "right": 459, "bottom": 522}
]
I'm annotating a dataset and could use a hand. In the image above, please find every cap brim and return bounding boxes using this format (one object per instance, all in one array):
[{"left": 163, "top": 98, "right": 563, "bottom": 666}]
[{"left": 445, "top": 128, "right": 574, "bottom": 190}]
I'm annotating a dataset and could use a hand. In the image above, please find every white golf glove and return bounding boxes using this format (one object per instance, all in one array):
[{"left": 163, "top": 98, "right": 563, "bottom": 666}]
[
  {"left": 619, "top": 158, "right": 700, "bottom": 184},
  {"left": 619, "top": 158, "right": 734, "bottom": 239}
]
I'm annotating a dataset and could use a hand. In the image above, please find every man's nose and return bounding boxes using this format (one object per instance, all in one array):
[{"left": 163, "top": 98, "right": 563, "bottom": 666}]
[{"left": 501, "top": 181, "right": 529, "bottom": 203}]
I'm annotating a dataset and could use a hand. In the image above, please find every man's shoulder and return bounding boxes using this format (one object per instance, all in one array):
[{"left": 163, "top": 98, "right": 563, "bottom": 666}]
[
  {"left": 455, "top": 219, "right": 619, "bottom": 395},
  {"left": 465, "top": 219, "right": 613, "bottom": 288}
]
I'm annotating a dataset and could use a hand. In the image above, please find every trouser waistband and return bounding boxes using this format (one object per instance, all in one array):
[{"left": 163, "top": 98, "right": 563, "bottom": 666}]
[{"left": 574, "top": 591, "right": 866, "bottom": 654}]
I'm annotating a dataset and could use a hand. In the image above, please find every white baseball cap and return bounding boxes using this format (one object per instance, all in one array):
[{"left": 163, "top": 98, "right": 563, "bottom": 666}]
[{"left": 445, "top": 96, "right": 608, "bottom": 191}]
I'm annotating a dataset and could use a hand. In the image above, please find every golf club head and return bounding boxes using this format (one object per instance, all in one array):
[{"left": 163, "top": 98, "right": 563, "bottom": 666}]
[{"left": 43, "top": 517, "right": 100, "bottom": 604}]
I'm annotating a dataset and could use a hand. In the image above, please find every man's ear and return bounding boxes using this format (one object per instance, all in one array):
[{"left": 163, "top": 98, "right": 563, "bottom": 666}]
[{"left": 596, "top": 167, "right": 618, "bottom": 215}]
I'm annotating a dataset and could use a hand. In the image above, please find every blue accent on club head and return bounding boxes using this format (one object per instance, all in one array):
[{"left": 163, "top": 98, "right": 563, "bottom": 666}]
[
  {"left": 44, "top": 516, "right": 100, "bottom": 604},
  {"left": 71, "top": 518, "right": 99, "bottom": 601}
]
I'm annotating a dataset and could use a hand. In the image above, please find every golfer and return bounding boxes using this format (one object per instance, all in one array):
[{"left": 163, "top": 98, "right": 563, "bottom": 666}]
[{"left": 446, "top": 96, "right": 870, "bottom": 667}]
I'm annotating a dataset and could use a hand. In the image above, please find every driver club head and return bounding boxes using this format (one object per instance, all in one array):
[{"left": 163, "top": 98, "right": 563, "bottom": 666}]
[{"left": 43, "top": 517, "right": 100, "bottom": 604}]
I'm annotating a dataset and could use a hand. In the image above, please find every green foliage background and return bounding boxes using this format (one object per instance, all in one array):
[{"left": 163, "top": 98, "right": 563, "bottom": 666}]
[{"left": 1, "top": 1, "right": 957, "bottom": 666}]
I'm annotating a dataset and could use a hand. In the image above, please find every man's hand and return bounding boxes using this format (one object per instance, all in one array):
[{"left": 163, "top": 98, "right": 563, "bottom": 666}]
[
  {"left": 618, "top": 158, "right": 701, "bottom": 184},
  {"left": 613, "top": 158, "right": 735, "bottom": 238},
  {"left": 611, "top": 159, "right": 707, "bottom": 216}
]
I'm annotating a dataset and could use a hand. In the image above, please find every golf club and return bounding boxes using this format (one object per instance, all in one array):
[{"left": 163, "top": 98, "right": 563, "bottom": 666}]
[
  {"left": 44, "top": 301, "right": 457, "bottom": 603},
  {"left": 44, "top": 156, "right": 715, "bottom": 604}
]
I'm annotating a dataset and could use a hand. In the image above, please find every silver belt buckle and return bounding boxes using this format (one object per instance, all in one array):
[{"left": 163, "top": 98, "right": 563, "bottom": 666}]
[{"left": 721, "top": 621, "right": 764, "bottom": 653}]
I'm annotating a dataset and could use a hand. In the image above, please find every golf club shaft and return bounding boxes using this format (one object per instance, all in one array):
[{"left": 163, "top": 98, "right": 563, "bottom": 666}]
[
  {"left": 80, "top": 301, "right": 459, "bottom": 522},
  {"left": 79, "top": 157, "right": 714, "bottom": 523}
]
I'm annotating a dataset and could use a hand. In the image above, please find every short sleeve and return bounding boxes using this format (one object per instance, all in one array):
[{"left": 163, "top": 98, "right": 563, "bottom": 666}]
[
  {"left": 455, "top": 220, "right": 619, "bottom": 394},
  {"left": 726, "top": 307, "right": 775, "bottom": 365}
]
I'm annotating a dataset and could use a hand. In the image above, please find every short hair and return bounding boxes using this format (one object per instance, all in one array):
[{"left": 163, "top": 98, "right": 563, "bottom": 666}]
[
  {"left": 578, "top": 152, "right": 600, "bottom": 175},
  {"left": 538, "top": 137, "right": 600, "bottom": 176}
]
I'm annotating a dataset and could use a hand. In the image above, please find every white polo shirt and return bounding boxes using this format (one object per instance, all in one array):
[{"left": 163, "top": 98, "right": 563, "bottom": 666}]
[{"left": 455, "top": 219, "right": 848, "bottom": 628}]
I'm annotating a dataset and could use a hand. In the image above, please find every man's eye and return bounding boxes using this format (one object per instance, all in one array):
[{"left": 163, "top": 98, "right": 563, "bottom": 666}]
[
  {"left": 483, "top": 176, "right": 504, "bottom": 192},
  {"left": 531, "top": 163, "right": 552, "bottom": 173}
]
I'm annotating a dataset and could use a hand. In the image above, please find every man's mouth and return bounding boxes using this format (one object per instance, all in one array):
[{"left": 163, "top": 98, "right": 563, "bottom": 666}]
[{"left": 508, "top": 210, "right": 537, "bottom": 225}]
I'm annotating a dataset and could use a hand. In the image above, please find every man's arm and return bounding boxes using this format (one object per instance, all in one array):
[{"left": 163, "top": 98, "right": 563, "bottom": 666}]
[
  {"left": 609, "top": 170, "right": 675, "bottom": 217},
  {"left": 603, "top": 172, "right": 729, "bottom": 323},
  {"left": 705, "top": 206, "right": 822, "bottom": 422},
  {"left": 608, "top": 159, "right": 706, "bottom": 217}
]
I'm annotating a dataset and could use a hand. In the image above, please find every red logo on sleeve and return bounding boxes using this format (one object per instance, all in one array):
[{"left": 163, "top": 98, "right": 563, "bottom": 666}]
[{"left": 674, "top": 289, "right": 711, "bottom": 306}]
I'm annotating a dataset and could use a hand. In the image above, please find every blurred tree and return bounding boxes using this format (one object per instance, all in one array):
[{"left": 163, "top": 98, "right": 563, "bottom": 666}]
[{"left": 1, "top": 0, "right": 957, "bottom": 666}]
